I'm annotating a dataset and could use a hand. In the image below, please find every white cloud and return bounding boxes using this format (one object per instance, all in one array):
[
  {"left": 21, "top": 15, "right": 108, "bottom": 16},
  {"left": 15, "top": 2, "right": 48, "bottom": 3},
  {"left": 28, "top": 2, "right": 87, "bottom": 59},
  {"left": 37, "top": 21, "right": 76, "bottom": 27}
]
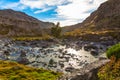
[
  {"left": 34, "top": 7, "right": 52, "bottom": 14},
  {"left": 0, "top": 2, "right": 27, "bottom": 10},
  {"left": 55, "top": 0, "right": 107, "bottom": 26},
  {"left": 57, "top": 19, "right": 81, "bottom": 26},
  {"left": 18, "top": 0, "right": 107, "bottom": 26},
  {"left": 20, "top": 0, "right": 70, "bottom": 9},
  {"left": 20, "top": 0, "right": 45, "bottom": 9}
]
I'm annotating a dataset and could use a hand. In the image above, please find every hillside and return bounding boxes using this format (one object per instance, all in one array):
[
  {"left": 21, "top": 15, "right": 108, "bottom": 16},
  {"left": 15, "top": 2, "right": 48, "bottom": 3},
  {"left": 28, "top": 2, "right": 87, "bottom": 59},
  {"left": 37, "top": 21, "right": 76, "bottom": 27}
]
[
  {"left": 81, "top": 0, "right": 120, "bottom": 30},
  {"left": 63, "top": 0, "right": 120, "bottom": 41},
  {"left": 0, "top": 9, "right": 54, "bottom": 37}
]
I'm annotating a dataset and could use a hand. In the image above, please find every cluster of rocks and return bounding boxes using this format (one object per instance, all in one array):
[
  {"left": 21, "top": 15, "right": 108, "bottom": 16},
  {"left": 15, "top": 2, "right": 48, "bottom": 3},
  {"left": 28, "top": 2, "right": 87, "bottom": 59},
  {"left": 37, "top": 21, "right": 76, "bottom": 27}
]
[
  {"left": 0, "top": 39, "right": 108, "bottom": 72},
  {"left": 62, "top": 39, "right": 117, "bottom": 55},
  {"left": 0, "top": 39, "right": 118, "bottom": 80}
]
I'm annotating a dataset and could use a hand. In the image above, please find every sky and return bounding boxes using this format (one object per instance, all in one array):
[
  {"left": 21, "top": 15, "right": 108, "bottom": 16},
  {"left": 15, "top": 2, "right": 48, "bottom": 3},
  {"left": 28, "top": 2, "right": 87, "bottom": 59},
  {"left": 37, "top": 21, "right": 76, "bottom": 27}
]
[{"left": 0, "top": 0, "right": 107, "bottom": 26}]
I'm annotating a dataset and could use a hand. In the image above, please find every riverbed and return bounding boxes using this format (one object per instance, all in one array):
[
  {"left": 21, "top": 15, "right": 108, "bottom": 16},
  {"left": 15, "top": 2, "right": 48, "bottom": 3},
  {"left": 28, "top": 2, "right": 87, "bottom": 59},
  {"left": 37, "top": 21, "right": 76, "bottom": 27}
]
[{"left": 0, "top": 39, "right": 108, "bottom": 74}]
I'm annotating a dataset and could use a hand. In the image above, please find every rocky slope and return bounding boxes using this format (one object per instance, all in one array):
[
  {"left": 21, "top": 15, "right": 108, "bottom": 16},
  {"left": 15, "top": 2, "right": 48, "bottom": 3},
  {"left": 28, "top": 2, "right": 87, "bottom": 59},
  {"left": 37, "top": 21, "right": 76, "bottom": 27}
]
[
  {"left": 63, "top": 0, "right": 120, "bottom": 41},
  {"left": 0, "top": 9, "right": 54, "bottom": 37},
  {"left": 81, "top": 0, "right": 120, "bottom": 30}
]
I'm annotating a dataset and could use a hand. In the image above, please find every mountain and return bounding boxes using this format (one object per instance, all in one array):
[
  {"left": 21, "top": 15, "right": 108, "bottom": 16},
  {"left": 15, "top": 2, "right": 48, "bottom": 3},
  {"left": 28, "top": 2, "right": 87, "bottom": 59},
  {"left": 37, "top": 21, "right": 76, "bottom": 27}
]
[
  {"left": 81, "top": 0, "right": 120, "bottom": 29},
  {"left": 0, "top": 9, "right": 54, "bottom": 37},
  {"left": 63, "top": 0, "right": 120, "bottom": 41}
]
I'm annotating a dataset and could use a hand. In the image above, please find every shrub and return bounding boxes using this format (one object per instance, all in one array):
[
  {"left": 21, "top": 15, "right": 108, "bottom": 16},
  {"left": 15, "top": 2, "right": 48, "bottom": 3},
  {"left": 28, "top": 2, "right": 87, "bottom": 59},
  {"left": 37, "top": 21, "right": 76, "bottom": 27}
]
[
  {"left": 106, "top": 43, "right": 120, "bottom": 60},
  {"left": 51, "top": 22, "right": 62, "bottom": 38}
]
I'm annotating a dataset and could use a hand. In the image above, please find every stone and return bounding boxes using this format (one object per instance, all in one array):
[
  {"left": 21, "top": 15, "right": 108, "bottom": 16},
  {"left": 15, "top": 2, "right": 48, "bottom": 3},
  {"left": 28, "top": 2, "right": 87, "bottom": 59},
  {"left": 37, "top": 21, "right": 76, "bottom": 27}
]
[
  {"left": 20, "top": 50, "right": 26, "bottom": 57},
  {"left": 84, "top": 43, "right": 98, "bottom": 51},
  {"left": 17, "top": 57, "right": 30, "bottom": 64},
  {"left": 90, "top": 49, "right": 98, "bottom": 56},
  {"left": 65, "top": 67, "right": 75, "bottom": 73},
  {"left": 4, "top": 50, "right": 10, "bottom": 56}
]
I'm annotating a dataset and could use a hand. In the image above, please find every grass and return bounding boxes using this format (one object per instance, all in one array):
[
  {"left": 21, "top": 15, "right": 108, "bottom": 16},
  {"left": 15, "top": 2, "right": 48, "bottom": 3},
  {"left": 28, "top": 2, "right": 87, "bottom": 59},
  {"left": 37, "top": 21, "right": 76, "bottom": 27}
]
[
  {"left": 63, "top": 28, "right": 120, "bottom": 41},
  {"left": 12, "top": 35, "right": 52, "bottom": 41},
  {"left": 0, "top": 60, "right": 62, "bottom": 80}
]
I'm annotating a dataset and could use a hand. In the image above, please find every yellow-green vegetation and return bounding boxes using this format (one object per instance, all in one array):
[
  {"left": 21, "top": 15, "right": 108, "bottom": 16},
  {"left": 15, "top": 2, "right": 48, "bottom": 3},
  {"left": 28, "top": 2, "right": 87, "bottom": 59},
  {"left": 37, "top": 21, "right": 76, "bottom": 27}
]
[
  {"left": 12, "top": 35, "right": 52, "bottom": 41},
  {"left": 106, "top": 43, "right": 120, "bottom": 60},
  {"left": 98, "top": 56, "right": 120, "bottom": 80},
  {"left": 64, "top": 28, "right": 118, "bottom": 37},
  {"left": 63, "top": 28, "right": 120, "bottom": 41},
  {"left": 0, "top": 60, "right": 62, "bottom": 80}
]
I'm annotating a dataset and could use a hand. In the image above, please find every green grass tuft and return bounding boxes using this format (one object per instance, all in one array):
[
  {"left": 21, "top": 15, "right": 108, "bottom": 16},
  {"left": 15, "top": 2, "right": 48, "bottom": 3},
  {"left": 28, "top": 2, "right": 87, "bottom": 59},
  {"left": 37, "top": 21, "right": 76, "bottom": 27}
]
[{"left": 106, "top": 43, "right": 120, "bottom": 60}]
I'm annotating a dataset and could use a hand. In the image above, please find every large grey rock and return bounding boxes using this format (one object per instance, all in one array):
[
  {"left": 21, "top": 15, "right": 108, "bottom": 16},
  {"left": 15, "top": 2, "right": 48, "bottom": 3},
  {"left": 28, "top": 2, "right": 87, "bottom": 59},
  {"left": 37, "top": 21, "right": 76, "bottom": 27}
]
[{"left": 59, "top": 59, "right": 110, "bottom": 80}]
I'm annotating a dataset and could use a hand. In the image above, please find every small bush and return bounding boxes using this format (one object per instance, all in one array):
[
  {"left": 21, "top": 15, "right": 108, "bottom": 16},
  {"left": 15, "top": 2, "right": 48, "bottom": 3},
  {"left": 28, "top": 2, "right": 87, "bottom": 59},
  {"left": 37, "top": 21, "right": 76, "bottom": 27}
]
[
  {"left": 51, "top": 22, "right": 62, "bottom": 38},
  {"left": 106, "top": 43, "right": 120, "bottom": 59}
]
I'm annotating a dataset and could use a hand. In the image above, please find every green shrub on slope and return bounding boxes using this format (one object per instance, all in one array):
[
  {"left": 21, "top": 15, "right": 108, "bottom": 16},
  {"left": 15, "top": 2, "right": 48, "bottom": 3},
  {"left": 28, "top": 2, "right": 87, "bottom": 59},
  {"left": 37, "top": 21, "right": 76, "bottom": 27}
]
[{"left": 106, "top": 43, "right": 120, "bottom": 60}]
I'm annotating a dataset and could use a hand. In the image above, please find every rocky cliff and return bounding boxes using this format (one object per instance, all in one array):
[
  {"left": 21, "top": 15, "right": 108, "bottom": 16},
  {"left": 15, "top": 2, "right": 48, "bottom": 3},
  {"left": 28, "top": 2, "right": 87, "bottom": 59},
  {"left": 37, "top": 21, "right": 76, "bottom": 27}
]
[{"left": 0, "top": 9, "right": 54, "bottom": 37}]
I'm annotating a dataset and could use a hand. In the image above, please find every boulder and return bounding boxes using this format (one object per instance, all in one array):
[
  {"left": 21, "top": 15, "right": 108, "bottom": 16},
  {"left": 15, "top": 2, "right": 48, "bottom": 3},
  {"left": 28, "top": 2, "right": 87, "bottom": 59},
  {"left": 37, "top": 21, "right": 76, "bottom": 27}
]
[
  {"left": 17, "top": 57, "right": 30, "bottom": 64},
  {"left": 90, "top": 49, "right": 99, "bottom": 56},
  {"left": 4, "top": 50, "right": 10, "bottom": 56},
  {"left": 65, "top": 67, "right": 75, "bottom": 73},
  {"left": 20, "top": 50, "right": 26, "bottom": 57}
]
